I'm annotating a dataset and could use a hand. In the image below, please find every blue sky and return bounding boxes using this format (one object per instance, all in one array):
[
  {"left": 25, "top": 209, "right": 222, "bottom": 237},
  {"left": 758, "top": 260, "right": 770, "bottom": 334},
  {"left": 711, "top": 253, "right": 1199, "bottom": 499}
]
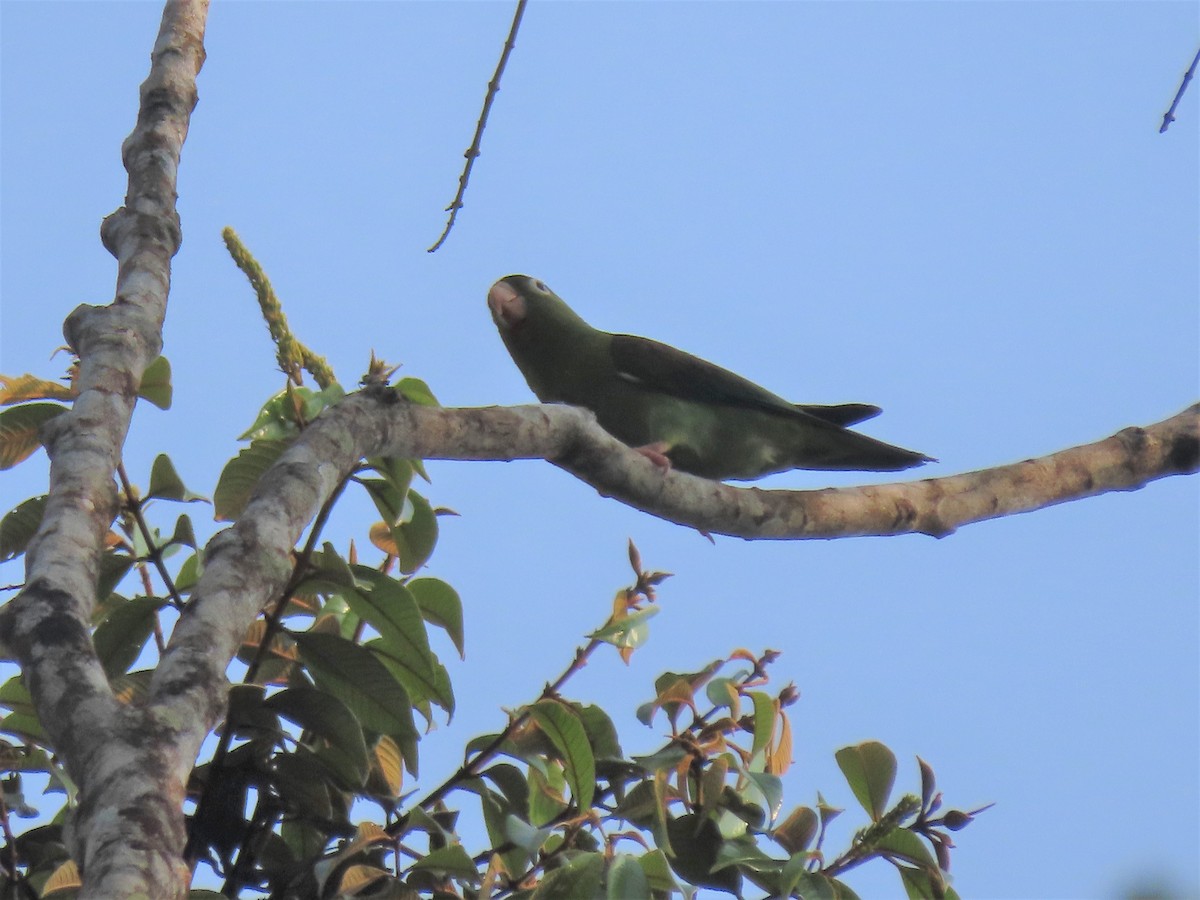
[{"left": 2, "top": 2, "right": 1198, "bottom": 897}]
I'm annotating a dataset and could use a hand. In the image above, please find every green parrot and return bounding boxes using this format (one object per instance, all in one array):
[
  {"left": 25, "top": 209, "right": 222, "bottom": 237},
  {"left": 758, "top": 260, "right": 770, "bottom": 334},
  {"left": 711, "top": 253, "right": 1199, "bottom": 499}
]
[{"left": 488, "top": 274, "right": 933, "bottom": 481}]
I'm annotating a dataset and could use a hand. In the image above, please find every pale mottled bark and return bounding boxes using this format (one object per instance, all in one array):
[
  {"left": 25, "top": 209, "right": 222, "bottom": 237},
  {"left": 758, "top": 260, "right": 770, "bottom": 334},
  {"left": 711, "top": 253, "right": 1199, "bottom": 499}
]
[
  {"left": 0, "top": 2, "right": 209, "bottom": 898},
  {"left": 362, "top": 397, "right": 1200, "bottom": 539}
]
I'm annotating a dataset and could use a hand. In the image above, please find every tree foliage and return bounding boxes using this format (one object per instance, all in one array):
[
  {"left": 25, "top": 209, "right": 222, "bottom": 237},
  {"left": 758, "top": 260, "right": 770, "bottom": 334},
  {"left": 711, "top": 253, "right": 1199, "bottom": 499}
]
[
  {"left": 0, "top": 3, "right": 1192, "bottom": 898},
  {"left": 0, "top": 243, "right": 987, "bottom": 896}
]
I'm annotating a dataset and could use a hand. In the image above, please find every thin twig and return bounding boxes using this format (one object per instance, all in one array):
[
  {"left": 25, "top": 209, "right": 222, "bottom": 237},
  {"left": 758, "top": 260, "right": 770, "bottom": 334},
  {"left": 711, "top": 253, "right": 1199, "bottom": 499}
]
[
  {"left": 427, "top": 0, "right": 528, "bottom": 253},
  {"left": 117, "top": 462, "right": 186, "bottom": 612},
  {"left": 1160, "top": 46, "right": 1200, "bottom": 133}
]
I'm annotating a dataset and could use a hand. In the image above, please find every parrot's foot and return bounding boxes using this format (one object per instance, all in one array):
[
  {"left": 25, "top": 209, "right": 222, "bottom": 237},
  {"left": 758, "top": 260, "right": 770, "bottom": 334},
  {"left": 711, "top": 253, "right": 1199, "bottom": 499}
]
[{"left": 635, "top": 442, "right": 672, "bottom": 472}]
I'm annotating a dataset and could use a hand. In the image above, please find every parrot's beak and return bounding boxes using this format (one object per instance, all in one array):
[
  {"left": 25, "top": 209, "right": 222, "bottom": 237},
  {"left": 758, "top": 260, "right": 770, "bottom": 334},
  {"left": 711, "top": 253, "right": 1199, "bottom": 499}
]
[{"left": 488, "top": 280, "right": 526, "bottom": 329}]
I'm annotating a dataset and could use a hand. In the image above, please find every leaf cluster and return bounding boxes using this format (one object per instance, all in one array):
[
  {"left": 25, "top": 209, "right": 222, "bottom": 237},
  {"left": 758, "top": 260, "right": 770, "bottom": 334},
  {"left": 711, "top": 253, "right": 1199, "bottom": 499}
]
[{"left": 0, "top": 243, "right": 985, "bottom": 898}]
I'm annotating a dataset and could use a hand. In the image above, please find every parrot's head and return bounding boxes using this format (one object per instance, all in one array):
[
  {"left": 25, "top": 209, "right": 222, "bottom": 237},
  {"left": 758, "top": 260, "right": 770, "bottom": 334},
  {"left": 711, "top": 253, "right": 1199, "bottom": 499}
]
[{"left": 488, "top": 275, "right": 592, "bottom": 337}]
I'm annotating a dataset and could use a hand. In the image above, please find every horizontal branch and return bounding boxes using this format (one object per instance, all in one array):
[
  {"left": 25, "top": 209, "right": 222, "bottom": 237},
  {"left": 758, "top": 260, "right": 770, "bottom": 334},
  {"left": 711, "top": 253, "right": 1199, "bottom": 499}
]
[
  {"left": 378, "top": 399, "right": 1199, "bottom": 539},
  {"left": 146, "top": 391, "right": 1196, "bottom": 868}
]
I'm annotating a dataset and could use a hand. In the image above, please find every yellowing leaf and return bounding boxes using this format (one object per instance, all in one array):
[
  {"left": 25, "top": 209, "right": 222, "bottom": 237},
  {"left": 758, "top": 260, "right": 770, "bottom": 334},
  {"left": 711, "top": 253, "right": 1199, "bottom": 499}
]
[
  {"left": 0, "top": 373, "right": 73, "bottom": 404},
  {"left": 0, "top": 403, "right": 67, "bottom": 469}
]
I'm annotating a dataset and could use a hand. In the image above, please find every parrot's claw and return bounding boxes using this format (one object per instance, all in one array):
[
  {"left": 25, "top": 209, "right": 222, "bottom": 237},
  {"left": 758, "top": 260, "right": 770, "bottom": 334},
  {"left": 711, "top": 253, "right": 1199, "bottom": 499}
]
[{"left": 635, "top": 442, "right": 672, "bottom": 472}]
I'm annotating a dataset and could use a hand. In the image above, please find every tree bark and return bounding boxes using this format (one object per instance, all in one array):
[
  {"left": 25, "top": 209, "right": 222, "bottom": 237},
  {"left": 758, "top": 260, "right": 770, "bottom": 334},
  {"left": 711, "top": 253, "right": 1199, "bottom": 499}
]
[{"left": 0, "top": 2, "right": 209, "bottom": 897}]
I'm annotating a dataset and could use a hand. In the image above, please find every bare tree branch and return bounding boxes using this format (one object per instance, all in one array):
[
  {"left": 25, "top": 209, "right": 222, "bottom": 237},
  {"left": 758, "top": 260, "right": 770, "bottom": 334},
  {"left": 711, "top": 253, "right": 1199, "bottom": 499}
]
[
  {"left": 376, "top": 400, "right": 1200, "bottom": 539},
  {"left": 1160, "top": 46, "right": 1200, "bottom": 133},
  {"left": 427, "top": 0, "right": 528, "bottom": 252},
  {"left": 0, "top": 2, "right": 209, "bottom": 897},
  {"left": 148, "top": 396, "right": 1196, "bottom": 817}
]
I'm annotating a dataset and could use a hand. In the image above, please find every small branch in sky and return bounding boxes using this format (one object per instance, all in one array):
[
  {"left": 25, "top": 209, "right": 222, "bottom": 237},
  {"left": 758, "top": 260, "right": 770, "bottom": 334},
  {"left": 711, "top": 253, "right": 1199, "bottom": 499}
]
[
  {"left": 1160, "top": 46, "right": 1200, "bottom": 133},
  {"left": 427, "top": 0, "right": 528, "bottom": 253}
]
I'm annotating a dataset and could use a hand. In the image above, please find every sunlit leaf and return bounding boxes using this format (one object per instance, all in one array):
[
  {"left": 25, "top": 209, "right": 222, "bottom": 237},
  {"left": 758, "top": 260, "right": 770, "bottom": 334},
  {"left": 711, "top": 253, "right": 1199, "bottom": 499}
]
[
  {"left": 410, "top": 843, "right": 478, "bottom": 881},
  {"left": 747, "top": 690, "right": 775, "bottom": 759},
  {"left": 835, "top": 741, "right": 897, "bottom": 822},
  {"left": 504, "top": 813, "right": 552, "bottom": 853},
  {"left": 393, "top": 489, "right": 438, "bottom": 574},
  {"left": 529, "top": 700, "right": 595, "bottom": 812},
  {"left": 137, "top": 356, "right": 172, "bottom": 410},
  {"left": 408, "top": 577, "right": 465, "bottom": 658},
  {"left": 43, "top": 859, "right": 81, "bottom": 893},
  {"left": 0, "top": 403, "right": 66, "bottom": 470},
  {"left": 876, "top": 827, "right": 940, "bottom": 872},
  {"left": 0, "top": 373, "right": 73, "bottom": 404},
  {"left": 147, "top": 454, "right": 206, "bottom": 502},
  {"left": 367, "top": 735, "right": 403, "bottom": 799},
  {"left": 213, "top": 440, "right": 288, "bottom": 521},
  {"left": 768, "top": 709, "right": 793, "bottom": 775},
  {"left": 395, "top": 377, "right": 439, "bottom": 407}
]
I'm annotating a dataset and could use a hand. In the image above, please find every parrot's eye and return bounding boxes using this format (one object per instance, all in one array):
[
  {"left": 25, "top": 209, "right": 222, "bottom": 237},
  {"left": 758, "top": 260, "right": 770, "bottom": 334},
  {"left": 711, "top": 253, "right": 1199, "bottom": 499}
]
[{"left": 534, "top": 280, "right": 549, "bottom": 293}]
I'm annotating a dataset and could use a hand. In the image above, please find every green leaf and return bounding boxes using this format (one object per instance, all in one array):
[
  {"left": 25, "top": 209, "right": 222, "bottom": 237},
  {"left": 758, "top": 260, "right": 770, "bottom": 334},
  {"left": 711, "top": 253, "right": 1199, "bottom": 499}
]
[
  {"left": 666, "top": 813, "right": 740, "bottom": 894},
  {"left": 899, "top": 865, "right": 953, "bottom": 900},
  {"left": 711, "top": 838, "right": 781, "bottom": 874},
  {"left": 505, "top": 813, "right": 553, "bottom": 853},
  {"left": 835, "top": 741, "right": 897, "bottom": 822},
  {"left": 266, "top": 687, "right": 370, "bottom": 787},
  {"left": 410, "top": 844, "right": 478, "bottom": 881},
  {"left": 575, "top": 703, "right": 623, "bottom": 760},
  {"left": 97, "top": 552, "right": 135, "bottom": 598},
  {"left": 292, "top": 631, "right": 419, "bottom": 775},
  {"left": 0, "top": 403, "right": 67, "bottom": 470},
  {"left": 773, "top": 805, "right": 818, "bottom": 854},
  {"left": 363, "top": 456, "right": 414, "bottom": 495},
  {"left": 607, "top": 853, "right": 651, "bottom": 900},
  {"left": 213, "top": 440, "right": 288, "bottom": 521},
  {"left": 408, "top": 577, "right": 465, "bottom": 658},
  {"left": 137, "top": 356, "right": 172, "bottom": 410},
  {"left": 394, "top": 490, "right": 438, "bottom": 574},
  {"left": 370, "top": 639, "right": 454, "bottom": 719},
  {"left": 343, "top": 577, "right": 439, "bottom": 686},
  {"left": 351, "top": 577, "right": 453, "bottom": 715},
  {"left": 748, "top": 690, "right": 776, "bottom": 759},
  {"left": 528, "top": 700, "right": 595, "bottom": 812},
  {"left": 741, "top": 770, "right": 784, "bottom": 825},
  {"left": 0, "top": 495, "right": 46, "bottom": 562},
  {"left": 876, "top": 827, "right": 940, "bottom": 872},
  {"left": 146, "top": 454, "right": 206, "bottom": 502},
  {"left": 527, "top": 762, "right": 568, "bottom": 827},
  {"left": 636, "top": 850, "right": 682, "bottom": 896},
  {"left": 239, "top": 390, "right": 303, "bottom": 441},
  {"left": 590, "top": 604, "right": 659, "bottom": 647},
  {"left": 175, "top": 552, "right": 201, "bottom": 593},
  {"left": 168, "top": 514, "right": 198, "bottom": 550},
  {"left": 782, "top": 867, "right": 860, "bottom": 900},
  {"left": 395, "top": 377, "right": 439, "bottom": 407},
  {"left": 531, "top": 851, "right": 603, "bottom": 900},
  {"left": 271, "top": 751, "right": 333, "bottom": 820},
  {"left": 704, "top": 677, "right": 740, "bottom": 716},
  {"left": 92, "top": 596, "right": 165, "bottom": 679},
  {"left": 0, "top": 711, "right": 46, "bottom": 744},
  {"left": 0, "top": 677, "right": 33, "bottom": 716}
]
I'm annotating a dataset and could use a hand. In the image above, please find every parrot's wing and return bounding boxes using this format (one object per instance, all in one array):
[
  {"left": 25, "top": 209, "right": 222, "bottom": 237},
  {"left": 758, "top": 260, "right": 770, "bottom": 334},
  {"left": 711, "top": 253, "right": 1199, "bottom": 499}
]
[
  {"left": 610, "top": 333, "right": 880, "bottom": 425},
  {"left": 795, "top": 403, "right": 881, "bottom": 427}
]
